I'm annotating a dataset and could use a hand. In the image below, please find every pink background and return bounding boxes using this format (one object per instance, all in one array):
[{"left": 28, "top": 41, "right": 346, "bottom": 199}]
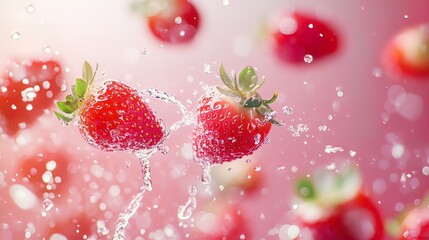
[{"left": 1, "top": 0, "right": 429, "bottom": 239}]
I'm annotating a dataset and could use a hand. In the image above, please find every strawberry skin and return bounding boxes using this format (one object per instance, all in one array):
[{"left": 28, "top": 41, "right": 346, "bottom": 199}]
[
  {"left": 0, "top": 60, "right": 62, "bottom": 136},
  {"left": 55, "top": 62, "right": 164, "bottom": 152},
  {"left": 192, "top": 65, "right": 278, "bottom": 164},
  {"left": 193, "top": 91, "right": 271, "bottom": 164},
  {"left": 79, "top": 80, "right": 164, "bottom": 151}
]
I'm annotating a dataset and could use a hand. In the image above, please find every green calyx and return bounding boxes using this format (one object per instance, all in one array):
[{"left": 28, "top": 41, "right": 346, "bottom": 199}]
[
  {"left": 217, "top": 64, "right": 280, "bottom": 125},
  {"left": 54, "top": 61, "right": 98, "bottom": 123}
]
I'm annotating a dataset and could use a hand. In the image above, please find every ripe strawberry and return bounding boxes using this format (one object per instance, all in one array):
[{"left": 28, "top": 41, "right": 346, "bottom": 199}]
[
  {"left": 17, "top": 148, "right": 70, "bottom": 198},
  {"left": 192, "top": 65, "right": 279, "bottom": 164},
  {"left": 295, "top": 167, "right": 384, "bottom": 240},
  {"left": 0, "top": 60, "right": 63, "bottom": 136},
  {"left": 133, "top": 0, "right": 200, "bottom": 44},
  {"left": 55, "top": 62, "right": 164, "bottom": 152},
  {"left": 383, "top": 24, "right": 429, "bottom": 78},
  {"left": 271, "top": 11, "right": 339, "bottom": 64}
]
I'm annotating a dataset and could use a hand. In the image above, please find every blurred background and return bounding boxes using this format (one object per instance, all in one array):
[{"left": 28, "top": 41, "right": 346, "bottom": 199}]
[{"left": 0, "top": 0, "right": 429, "bottom": 239}]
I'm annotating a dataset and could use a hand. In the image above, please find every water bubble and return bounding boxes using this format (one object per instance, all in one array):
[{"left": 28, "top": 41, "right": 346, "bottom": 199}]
[
  {"left": 373, "top": 68, "right": 383, "bottom": 78},
  {"left": 303, "top": 54, "right": 313, "bottom": 63},
  {"left": 60, "top": 84, "right": 67, "bottom": 92},
  {"left": 282, "top": 106, "right": 294, "bottom": 115},
  {"left": 43, "top": 199, "right": 54, "bottom": 212},
  {"left": 43, "top": 46, "right": 52, "bottom": 54},
  {"left": 327, "top": 115, "right": 333, "bottom": 120},
  {"left": 26, "top": 4, "right": 35, "bottom": 13},
  {"left": 11, "top": 32, "right": 22, "bottom": 40},
  {"left": 254, "top": 134, "right": 261, "bottom": 145},
  {"left": 404, "top": 14, "right": 409, "bottom": 19},
  {"left": 349, "top": 150, "right": 357, "bottom": 157},
  {"left": 21, "top": 88, "right": 37, "bottom": 102},
  {"left": 254, "top": 166, "right": 262, "bottom": 172},
  {"left": 318, "top": 125, "right": 328, "bottom": 131},
  {"left": 422, "top": 166, "right": 429, "bottom": 176},
  {"left": 203, "top": 63, "right": 212, "bottom": 74},
  {"left": 139, "top": 48, "right": 147, "bottom": 55},
  {"left": 288, "top": 124, "right": 309, "bottom": 137}
]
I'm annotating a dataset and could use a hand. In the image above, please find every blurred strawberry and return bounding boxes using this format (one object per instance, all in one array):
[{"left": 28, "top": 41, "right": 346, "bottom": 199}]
[
  {"left": 17, "top": 148, "right": 70, "bottom": 199},
  {"left": 270, "top": 11, "right": 339, "bottom": 64},
  {"left": 0, "top": 60, "right": 63, "bottom": 136},
  {"left": 210, "top": 157, "right": 262, "bottom": 195},
  {"left": 383, "top": 24, "right": 429, "bottom": 78},
  {"left": 192, "top": 201, "right": 251, "bottom": 239},
  {"left": 294, "top": 167, "right": 384, "bottom": 240},
  {"left": 45, "top": 213, "right": 97, "bottom": 240},
  {"left": 134, "top": 0, "right": 200, "bottom": 44}
]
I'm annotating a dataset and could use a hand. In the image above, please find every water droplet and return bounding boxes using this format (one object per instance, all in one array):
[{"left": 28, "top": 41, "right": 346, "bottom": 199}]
[
  {"left": 203, "top": 63, "right": 212, "bottom": 74},
  {"left": 11, "top": 32, "right": 22, "bottom": 40},
  {"left": 404, "top": 14, "right": 409, "bottom": 19},
  {"left": 318, "top": 125, "right": 328, "bottom": 131},
  {"left": 254, "top": 166, "right": 262, "bottom": 172},
  {"left": 373, "top": 68, "right": 383, "bottom": 78},
  {"left": 422, "top": 166, "right": 429, "bottom": 176},
  {"left": 349, "top": 150, "right": 357, "bottom": 157},
  {"left": 282, "top": 106, "right": 294, "bottom": 115},
  {"left": 223, "top": 0, "right": 230, "bottom": 6},
  {"left": 178, "top": 185, "right": 197, "bottom": 220},
  {"left": 43, "top": 199, "right": 54, "bottom": 211},
  {"left": 327, "top": 115, "right": 333, "bottom": 120},
  {"left": 303, "top": 54, "right": 313, "bottom": 63},
  {"left": 60, "top": 84, "right": 67, "bottom": 92},
  {"left": 139, "top": 48, "right": 147, "bottom": 55},
  {"left": 97, "top": 220, "right": 109, "bottom": 236},
  {"left": 43, "top": 46, "right": 52, "bottom": 54},
  {"left": 324, "top": 145, "right": 344, "bottom": 153},
  {"left": 26, "top": 4, "right": 35, "bottom": 13}
]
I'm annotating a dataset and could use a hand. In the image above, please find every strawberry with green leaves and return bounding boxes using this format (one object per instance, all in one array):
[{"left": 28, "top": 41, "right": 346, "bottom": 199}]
[
  {"left": 192, "top": 65, "right": 279, "bottom": 165},
  {"left": 55, "top": 62, "right": 164, "bottom": 152},
  {"left": 294, "top": 167, "right": 384, "bottom": 240}
]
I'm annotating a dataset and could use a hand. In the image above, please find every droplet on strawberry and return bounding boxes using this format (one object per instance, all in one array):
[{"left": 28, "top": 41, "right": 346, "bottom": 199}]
[
  {"left": 295, "top": 167, "right": 384, "bottom": 240},
  {"left": 383, "top": 24, "right": 429, "bottom": 78},
  {"left": 55, "top": 62, "right": 165, "bottom": 152},
  {"left": 192, "top": 65, "right": 279, "bottom": 165},
  {"left": 134, "top": 0, "right": 200, "bottom": 44},
  {"left": 270, "top": 11, "right": 339, "bottom": 64},
  {"left": 0, "top": 60, "right": 63, "bottom": 136}
]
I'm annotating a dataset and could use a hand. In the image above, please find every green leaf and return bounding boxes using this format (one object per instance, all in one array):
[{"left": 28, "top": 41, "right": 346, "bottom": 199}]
[
  {"left": 82, "top": 61, "right": 93, "bottom": 83},
  {"left": 75, "top": 78, "right": 87, "bottom": 98},
  {"left": 238, "top": 66, "right": 258, "bottom": 92},
  {"left": 54, "top": 111, "right": 73, "bottom": 122},
  {"left": 296, "top": 178, "right": 316, "bottom": 200},
  {"left": 216, "top": 86, "right": 240, "bottom": 98},
  {"left": 243, "top": 97, "right": 262, "bottom": 108},
  {"left": 219, "top": 64, "right": 235, "bottom": 90},
  {"left": 56, "top": 101, "right": 77, "bottom": 114},
  {"left": 66, "top": 94, "right": 76, "bottom": 103}
]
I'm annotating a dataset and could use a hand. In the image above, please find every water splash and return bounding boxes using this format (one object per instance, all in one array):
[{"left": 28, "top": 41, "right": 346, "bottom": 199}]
[
  {"left": 113, "top": 149, "right": 156, "bottom": 240},
  {"left": 113, "top": 88, "right": 195, "bottom": 240},
  {"left": 178, "top": 185, "right": 197, "bottom": 220}
]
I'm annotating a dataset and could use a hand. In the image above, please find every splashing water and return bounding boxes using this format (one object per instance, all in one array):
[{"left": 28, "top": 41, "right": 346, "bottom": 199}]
[
  {"left": 178, "top": 185, "right": 197, "bottom": 221},
  {"left": 113, "top": 88, "right": 195, "bottom": 240}
]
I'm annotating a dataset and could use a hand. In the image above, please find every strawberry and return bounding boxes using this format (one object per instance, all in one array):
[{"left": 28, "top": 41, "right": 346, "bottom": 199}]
[
  {"left": 134, "top": 0, "right": 200, "bottom": 44},
  {"left": 45, "top": 213, "right": 96, "bottom": 240},
  {"left": 271, "top": 11, "right": 339, "bottom": 64},
  {"left": 55, "top": 62, "right": 164, "bottom": 152},
  {"left": 192, "top": 65, "right": 279, "bottom": 165},
  {"left": 0, "top": 59, "right": 63, "bottom": 136},
  {"left": 383, "top": 24, "right": 429, "bottom": 78},
  {"left": 295, "top": 167, "right": 384, "bottom": 240},
  {"left": 398, "top": 206, "right": 429, "bottom": 240},
  {"left": 17, "top": 148, "right": 70, "bottom": 199}
]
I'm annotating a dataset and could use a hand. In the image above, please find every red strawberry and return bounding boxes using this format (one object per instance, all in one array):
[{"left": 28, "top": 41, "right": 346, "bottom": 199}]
[
  {"left": 383, "top": 24, "right": 429, "bottom": 78},
  {"left": 295, "top": 167, "right": 384, "bottom": 240},
  {"left": 45, "top": 213, "right": 96, "bottom": 240},
  {"left": 192, "top": 65, "right": 279, "bottom": 164},
  {"left": 0, "top": 60, "right": 63, "bottom": 136},
  {"left": 147, "top": 0, "right": 200, "bottom": 43},
  {"left": 55, "top": 62, "right": 164, "bottom": 152},
  {"left": 17, "top": 148, "right": 70, "bottom": 199},
  {"left": 271, "top": 11, "right": 339, "bottom": 64},
  {"left": 397, "top": 206, "right": 429, "bottom": 240}
]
